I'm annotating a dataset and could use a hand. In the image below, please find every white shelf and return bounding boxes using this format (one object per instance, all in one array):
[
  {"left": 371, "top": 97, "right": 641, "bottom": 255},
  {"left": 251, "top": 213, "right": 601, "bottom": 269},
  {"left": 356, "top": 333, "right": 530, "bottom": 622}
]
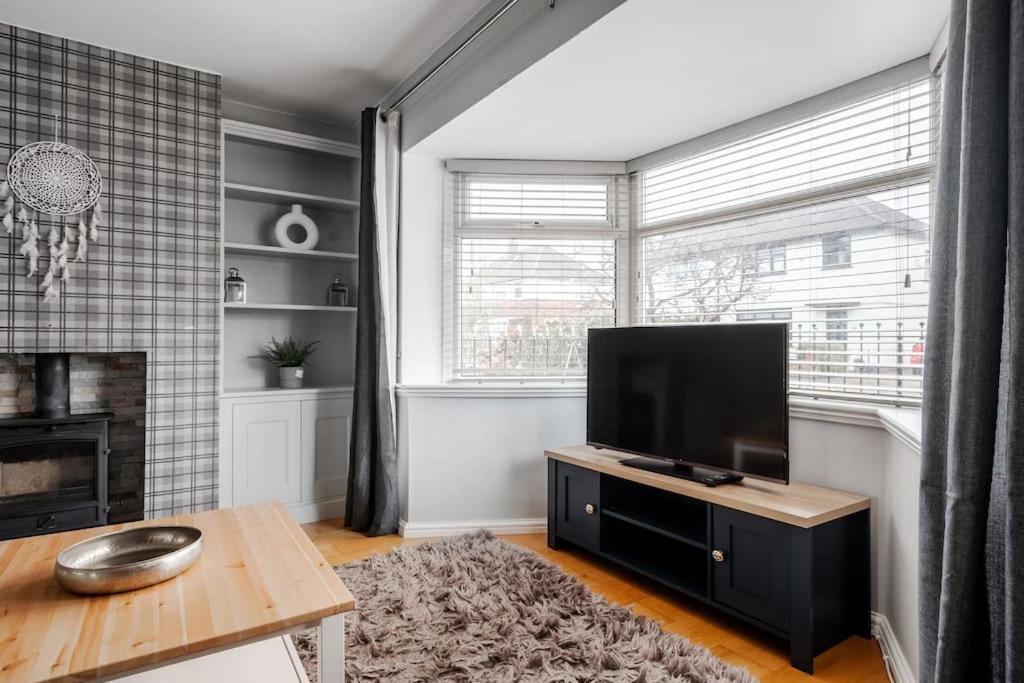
[
  {"left": 224, "top": 242, "right": 358, "bottom": 262},
  {"left": 223, "top": 119, "right": 360, "bottom": 158},
  {"left": 224, "top": 303, "right": 356, "bottom": 313},
  {"left": 225, "top": 182, "right": 359, "bottom": 212},
  {"left": 221, "top": 120, "right": 358, "bottom": 396},
  {"left": 221, "top": 385, "right": 354, "bottom": 399}
]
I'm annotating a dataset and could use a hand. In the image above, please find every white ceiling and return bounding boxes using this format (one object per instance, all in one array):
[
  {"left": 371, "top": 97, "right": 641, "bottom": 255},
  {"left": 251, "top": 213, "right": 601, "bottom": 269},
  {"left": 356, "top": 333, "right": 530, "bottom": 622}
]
[
  {"left": 0, "top": 0, "right": 491, "bottom": 125},
  {"left": 413, "top": 0, "right": 949, "bottom": 161}
]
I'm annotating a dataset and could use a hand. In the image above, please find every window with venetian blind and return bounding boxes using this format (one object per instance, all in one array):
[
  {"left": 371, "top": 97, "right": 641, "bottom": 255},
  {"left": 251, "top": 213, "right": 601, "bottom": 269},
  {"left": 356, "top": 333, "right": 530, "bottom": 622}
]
[
  {"left": 637, "top": 76, "right": 938, "bottom": 405},
  {"left": 446, "top": 173, "right": 627, "bottom": 379}
]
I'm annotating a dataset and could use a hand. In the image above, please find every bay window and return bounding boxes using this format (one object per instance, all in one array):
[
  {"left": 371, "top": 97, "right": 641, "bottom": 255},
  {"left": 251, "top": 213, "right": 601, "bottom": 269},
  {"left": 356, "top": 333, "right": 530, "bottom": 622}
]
[
  {"left": 445, "top": 173, "right": 627, "bottom": 379},
  {"left": 443, "top": 73, "right": 938, "bottom": 406},
  {"left": 636, "top": 76, "right": 938, "bottom": 405}
]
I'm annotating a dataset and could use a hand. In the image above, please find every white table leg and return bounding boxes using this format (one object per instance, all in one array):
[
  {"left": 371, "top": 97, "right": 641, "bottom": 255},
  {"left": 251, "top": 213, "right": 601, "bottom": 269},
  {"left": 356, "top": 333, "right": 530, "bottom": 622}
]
[{"left": 318, "top": 614, "right": 344, "bottom": 683}]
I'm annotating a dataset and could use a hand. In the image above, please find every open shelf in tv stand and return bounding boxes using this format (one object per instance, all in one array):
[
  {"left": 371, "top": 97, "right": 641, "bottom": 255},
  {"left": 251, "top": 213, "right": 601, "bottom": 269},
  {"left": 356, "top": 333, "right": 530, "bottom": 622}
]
[{"left": 546, "top": 444, "right": 872, "bottom": 674}]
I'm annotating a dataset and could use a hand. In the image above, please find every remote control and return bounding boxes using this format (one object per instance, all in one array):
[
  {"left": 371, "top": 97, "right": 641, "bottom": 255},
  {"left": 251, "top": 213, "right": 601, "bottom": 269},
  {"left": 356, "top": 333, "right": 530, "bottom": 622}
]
[{"left": 702, "top": 472, "right": 744, "bottom": 487}]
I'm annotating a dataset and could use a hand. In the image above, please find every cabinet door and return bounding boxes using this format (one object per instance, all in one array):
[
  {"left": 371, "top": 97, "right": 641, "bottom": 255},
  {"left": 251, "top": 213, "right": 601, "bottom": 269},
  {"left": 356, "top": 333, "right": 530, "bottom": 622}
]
[
  {"left": 712, "top": 506, "right": 791, "bottom": 632},
  {"left": 231, "top": 401, "right": 302, "bottom": 505},
  {"left": 300, "top": 397, "right": 352, "bottom": 502},
  {"left": 554, "top": 462, "right": 600, "bottom": 550}
]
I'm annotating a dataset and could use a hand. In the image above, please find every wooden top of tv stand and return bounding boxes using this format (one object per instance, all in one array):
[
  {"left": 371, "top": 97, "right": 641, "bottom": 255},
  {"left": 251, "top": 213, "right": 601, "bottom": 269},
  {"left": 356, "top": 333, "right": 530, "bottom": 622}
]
[{"left": 546, "top": 445, "right": 870, "bottom": 528}]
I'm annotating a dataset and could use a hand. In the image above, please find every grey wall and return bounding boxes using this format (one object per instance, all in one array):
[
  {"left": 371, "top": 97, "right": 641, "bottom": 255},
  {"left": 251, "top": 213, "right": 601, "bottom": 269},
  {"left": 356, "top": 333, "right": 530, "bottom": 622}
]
[{"left": 0, "top": 23, "right": 221, "bottom": 518}]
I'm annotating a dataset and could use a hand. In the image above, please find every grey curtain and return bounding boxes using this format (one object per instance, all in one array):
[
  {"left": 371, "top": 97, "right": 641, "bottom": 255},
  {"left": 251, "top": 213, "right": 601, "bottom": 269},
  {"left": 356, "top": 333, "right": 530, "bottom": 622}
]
[
  {"left": 346, "top": 107, "right": 399, "bottom": 536},
  {"left": 919, "top": 0, "right": 1023, "bottom": 679}
]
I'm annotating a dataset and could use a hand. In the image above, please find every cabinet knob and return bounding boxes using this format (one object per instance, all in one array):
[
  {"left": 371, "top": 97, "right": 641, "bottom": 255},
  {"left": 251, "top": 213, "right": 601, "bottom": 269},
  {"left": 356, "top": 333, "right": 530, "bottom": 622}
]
[
  {"left": 584, "top": 503, "right": 595, "bottom": 515},
  {"left": 712, "top": 549, "right": 726, "bottom": 562}
]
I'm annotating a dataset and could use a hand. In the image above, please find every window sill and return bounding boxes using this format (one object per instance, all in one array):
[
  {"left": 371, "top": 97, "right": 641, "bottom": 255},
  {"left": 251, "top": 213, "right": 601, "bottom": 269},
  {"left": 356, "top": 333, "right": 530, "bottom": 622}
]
[
  {"left": 395, "top": 386, "right": 922, "bottom": 452},
  {"left": 789, "top": 396, "right": 921, "bottom": 452},
  {"left": 396, "top": 384, "right": 587, "bottom": 399}
]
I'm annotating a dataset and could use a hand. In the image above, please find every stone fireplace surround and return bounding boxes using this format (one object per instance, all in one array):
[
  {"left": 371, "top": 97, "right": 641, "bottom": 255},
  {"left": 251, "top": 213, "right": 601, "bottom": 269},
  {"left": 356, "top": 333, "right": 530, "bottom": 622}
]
[{"left": 0, "top": 353, "right": 145, "bottom": 523}]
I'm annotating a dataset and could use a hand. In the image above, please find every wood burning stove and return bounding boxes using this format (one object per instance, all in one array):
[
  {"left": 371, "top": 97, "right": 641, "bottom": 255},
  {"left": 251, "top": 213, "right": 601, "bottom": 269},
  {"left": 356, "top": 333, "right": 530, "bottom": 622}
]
[
  {"left": 0, "top": 354, "right": 113, "bottom": 539},
  {"left": 0, "top": 414, "right": 111, "bottom": 539}
]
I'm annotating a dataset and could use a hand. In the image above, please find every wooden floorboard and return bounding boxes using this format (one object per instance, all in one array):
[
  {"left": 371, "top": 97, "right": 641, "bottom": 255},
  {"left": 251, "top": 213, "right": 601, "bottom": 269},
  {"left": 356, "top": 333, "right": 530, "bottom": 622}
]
[{"left": 303, "top": 520, "right": 888, "bottom": 682}]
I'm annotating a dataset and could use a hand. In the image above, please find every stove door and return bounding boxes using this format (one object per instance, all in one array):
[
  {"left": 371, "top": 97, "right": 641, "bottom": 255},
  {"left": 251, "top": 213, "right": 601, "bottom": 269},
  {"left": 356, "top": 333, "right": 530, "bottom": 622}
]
[{"left": 0, "top": 427, "right": 108, "bottom": 539}]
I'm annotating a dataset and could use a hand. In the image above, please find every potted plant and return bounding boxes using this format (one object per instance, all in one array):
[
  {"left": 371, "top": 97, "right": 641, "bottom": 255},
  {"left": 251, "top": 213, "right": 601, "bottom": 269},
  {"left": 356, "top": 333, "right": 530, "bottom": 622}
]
[{"left": 259, "top": 337, "right": 320, "bottom": 389}]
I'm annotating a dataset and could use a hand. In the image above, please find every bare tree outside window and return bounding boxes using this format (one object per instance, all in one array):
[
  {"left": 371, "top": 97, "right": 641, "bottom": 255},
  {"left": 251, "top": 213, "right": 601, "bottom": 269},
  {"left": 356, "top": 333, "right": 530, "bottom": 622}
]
[{"left": 642, "top": 235, "right": 768, "bottom": 323}]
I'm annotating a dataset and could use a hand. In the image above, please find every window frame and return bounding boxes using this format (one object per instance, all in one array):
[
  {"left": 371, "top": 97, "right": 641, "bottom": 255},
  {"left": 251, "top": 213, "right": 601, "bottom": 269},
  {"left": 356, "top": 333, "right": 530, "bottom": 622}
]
[
  {"left": 630, "top": 72, "right": 939, "bottom": 407},
  {"left": 737, "top": 308, "right": 793, "bottom": 322},
  {"left": 635, "top": 75, "right": 936, "bottom": 231},
  {"left": 444, "top": 172, "right": 629, "bottom": 382},
  {"left": 821, "top": 232, "right": 853, "bottom": 270},
  {"left": 456, "top": 174, "right": 617, "bottom": 230},
  {"left": 824, "top": 308, "right": 850, "bottom": 341},
  {"left": 756, "top": 242, "right": 788, "bottom": 275}
]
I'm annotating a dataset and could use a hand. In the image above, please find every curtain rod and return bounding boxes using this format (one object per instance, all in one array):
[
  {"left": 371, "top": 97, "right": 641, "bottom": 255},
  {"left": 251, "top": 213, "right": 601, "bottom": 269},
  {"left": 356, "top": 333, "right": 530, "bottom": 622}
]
[{"left": 381, "top": 0, "right": 551, "bottom": 118}]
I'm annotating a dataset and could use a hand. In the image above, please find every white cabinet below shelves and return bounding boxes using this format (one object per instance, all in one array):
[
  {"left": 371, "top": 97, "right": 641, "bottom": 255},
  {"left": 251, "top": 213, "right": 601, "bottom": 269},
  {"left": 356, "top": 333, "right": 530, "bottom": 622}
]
[
  {"left": 303, "top": 397, "right": 351, "bottom": 502},
  {"left": 230, "top": 401, "right": 302, "bottom": 505},
  {"left": 221, "top": 389, "right": 352, "bottom": 523}
]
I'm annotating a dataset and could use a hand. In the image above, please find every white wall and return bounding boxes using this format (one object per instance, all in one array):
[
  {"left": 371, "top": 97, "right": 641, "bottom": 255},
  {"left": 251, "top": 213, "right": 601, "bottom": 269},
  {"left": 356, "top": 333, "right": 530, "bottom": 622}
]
[
  {"left": 883, "top": 433, "right": 921, "bottom": 678},
  {"left": 399, "top": 392, "right": 585, "bottom": 531},
  {"left": 789, "top": 418, "right": 889, "bottom": 607},
  {"left": 398, "top": 153, "right": 446, "bottom": 385}
]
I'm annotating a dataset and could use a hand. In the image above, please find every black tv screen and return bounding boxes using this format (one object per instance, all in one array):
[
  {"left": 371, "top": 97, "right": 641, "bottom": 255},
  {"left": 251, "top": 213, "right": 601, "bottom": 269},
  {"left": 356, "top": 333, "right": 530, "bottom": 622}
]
[{"left": 587, "top": 324, "right": 789, "bottom": 483}]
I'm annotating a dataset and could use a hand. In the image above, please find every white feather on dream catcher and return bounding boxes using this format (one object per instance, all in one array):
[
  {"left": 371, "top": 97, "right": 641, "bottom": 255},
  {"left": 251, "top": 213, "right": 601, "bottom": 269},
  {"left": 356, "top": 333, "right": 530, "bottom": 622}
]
[{"left": 1, "top": 115, "right": 103, "bottom": 303}]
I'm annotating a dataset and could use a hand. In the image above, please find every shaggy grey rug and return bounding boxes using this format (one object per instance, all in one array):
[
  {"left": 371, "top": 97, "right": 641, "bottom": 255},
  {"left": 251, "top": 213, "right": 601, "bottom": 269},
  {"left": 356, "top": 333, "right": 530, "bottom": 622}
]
[{"left": 293, "top": 531, "right": 755, "bottom": 682}]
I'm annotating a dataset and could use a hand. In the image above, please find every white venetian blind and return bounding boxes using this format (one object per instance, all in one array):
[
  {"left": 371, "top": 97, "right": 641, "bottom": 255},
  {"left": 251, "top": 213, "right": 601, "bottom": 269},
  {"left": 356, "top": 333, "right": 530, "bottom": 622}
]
[
  {"left": 461, "top": 174, "right": 613, "bottom": 224},
  {"left": 641, "top": 78, "right": 934, "bottom": 226},
  {"left": 448, "top": 173, "right": 626, "bottom": 379},
  {"left": 637, "top": 76, "right": 938, "bottom": 405}
]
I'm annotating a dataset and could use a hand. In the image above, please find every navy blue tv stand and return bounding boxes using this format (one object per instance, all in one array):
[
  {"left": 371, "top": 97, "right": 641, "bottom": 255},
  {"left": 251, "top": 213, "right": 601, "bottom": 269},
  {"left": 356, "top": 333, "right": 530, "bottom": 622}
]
[{"left": 546, "top": 445, "right": 872, "bottom": 674}]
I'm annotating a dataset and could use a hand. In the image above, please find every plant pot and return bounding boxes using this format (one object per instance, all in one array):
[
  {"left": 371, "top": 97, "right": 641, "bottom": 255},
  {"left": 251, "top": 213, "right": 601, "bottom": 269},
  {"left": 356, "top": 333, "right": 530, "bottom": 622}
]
[{"left": 279, "top": 366, "right": 304, "bottom": 389}]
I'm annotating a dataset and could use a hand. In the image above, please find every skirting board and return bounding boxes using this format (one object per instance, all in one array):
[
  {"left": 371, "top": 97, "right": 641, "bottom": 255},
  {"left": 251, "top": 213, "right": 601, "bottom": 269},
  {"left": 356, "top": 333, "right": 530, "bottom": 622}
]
[
  {"left": 399, "top": 518, "right": 547, "bottom": 538},
  {"left": 872, "top": 611, "right": 915, "bottom": 683},
  {"left": 287, "top": 498, "right": 345, "bottom": 525}
]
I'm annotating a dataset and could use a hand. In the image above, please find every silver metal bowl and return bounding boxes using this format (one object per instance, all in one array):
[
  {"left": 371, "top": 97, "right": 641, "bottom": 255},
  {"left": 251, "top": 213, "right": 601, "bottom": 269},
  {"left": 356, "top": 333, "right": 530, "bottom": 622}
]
[{"left": 54, "top": 526, "right": 203, "bottom": 595}]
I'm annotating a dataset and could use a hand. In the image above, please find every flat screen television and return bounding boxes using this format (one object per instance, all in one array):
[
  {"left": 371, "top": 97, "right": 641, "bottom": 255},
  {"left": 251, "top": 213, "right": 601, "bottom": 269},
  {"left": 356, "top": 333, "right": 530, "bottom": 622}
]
[{"left": 587, "top": 324, "right": 789, "bottom": 485}]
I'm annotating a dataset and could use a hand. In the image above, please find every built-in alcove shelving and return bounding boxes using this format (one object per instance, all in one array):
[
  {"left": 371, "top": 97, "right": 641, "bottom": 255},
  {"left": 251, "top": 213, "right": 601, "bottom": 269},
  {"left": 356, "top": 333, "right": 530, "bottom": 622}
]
[
  {"left": 225, "top": 182, "right": 361, "bottom": 212},
  {"left": 223, "top": 242, "right": 358, "bottom": 262},
  {"left": 220, "top": 120, "right": 360, "bottom": 395},
  {"left": 224, "top": 303, "right": 358, "bottom": 313}
]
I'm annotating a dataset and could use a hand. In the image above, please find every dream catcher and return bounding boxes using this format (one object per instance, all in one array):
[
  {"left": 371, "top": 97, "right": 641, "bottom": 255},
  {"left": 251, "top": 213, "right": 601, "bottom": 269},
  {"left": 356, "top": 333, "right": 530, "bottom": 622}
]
[{"left": 1, "top": 115, "right": 103, "bottom": 302}]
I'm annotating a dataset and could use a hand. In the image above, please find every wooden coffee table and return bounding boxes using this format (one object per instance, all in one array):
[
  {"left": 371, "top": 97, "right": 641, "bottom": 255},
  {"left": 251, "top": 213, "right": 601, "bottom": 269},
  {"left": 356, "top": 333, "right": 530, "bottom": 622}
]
[{"left": 0, "top": 502, "right": 355, "bottom": 682}]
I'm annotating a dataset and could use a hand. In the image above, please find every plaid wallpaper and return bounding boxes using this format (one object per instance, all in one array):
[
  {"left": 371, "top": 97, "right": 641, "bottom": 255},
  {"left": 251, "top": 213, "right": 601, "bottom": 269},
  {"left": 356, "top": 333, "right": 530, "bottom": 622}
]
[{"left": 0, "top": 24, "right": 221, "bottom": 518}]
